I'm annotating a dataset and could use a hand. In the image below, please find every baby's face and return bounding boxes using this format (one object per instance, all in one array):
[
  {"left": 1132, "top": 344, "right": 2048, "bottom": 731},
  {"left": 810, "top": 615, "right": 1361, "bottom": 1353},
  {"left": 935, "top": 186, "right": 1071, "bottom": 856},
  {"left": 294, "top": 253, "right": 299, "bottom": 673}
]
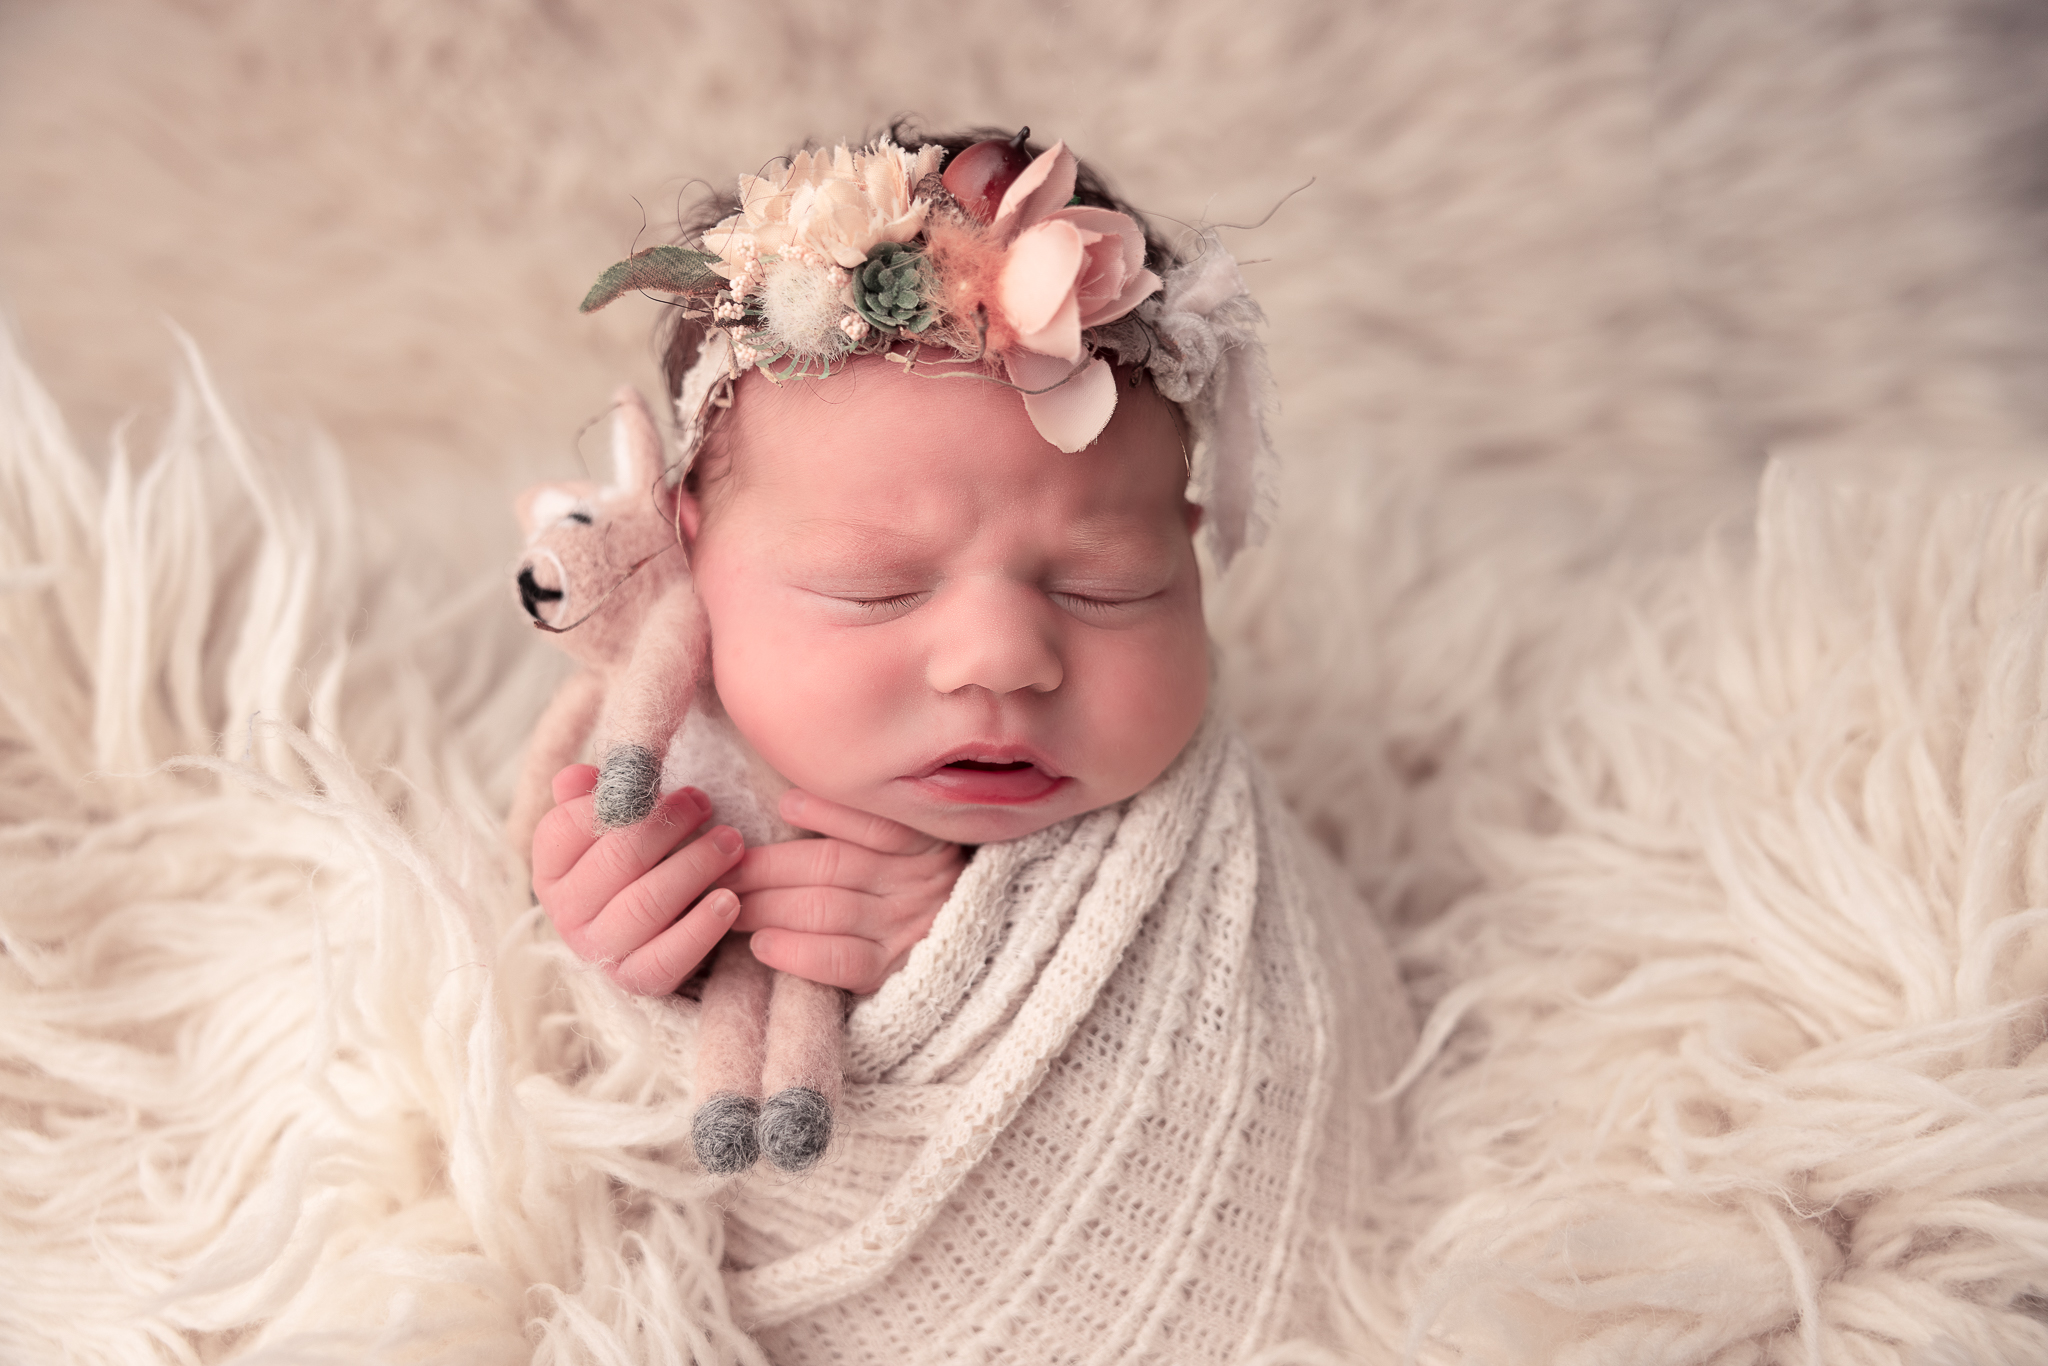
[{"left": 680, "top": 356, "right": 1209, "bottom": 844}]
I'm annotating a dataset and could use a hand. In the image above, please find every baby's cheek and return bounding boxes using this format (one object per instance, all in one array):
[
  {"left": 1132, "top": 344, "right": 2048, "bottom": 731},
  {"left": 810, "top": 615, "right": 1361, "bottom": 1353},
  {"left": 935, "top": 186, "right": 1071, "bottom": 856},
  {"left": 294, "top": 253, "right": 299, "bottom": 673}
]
[
  {"left": 1082, "top": 625, "right": 1210, "bottom": 793},
  {"left": 711, "top": 614, "right": 915, "bottom": 790}
]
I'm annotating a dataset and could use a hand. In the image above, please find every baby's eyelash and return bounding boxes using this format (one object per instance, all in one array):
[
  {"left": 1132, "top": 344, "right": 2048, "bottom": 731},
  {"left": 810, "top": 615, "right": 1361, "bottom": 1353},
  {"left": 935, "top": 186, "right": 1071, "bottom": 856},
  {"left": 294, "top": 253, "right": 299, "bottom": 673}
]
[
  {"left": 1052, "top": 590, "right": 1155, "bottom": 614},
  {"left": 850, "top": 592, "right": 926, "bottom": 613},
  {"left": 822, "top": 586, "right": 1158, "bottom": 618}
]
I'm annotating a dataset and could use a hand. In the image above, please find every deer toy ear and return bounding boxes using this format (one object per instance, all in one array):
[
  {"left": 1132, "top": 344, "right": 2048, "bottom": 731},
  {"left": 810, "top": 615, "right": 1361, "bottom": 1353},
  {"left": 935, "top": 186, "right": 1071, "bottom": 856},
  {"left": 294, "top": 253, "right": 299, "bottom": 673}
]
[
  {"left": 516, "top": 483, "right": 582, "bottom": 537},
  {"left": 610, "top": 385, "right": 669, "bottom": 503}
]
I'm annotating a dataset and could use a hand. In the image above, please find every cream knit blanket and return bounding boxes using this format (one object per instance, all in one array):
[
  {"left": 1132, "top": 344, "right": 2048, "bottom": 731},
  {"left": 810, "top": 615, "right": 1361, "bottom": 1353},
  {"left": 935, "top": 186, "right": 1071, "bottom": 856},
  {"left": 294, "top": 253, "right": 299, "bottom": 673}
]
[{"left": 636, "top": 711, "right": 1414, "bottom": 1362}]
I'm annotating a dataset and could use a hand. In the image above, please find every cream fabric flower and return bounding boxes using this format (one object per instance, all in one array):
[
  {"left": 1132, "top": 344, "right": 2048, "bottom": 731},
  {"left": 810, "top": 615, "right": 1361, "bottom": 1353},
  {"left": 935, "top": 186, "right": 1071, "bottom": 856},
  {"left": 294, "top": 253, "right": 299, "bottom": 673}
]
[{"left": 707, "top": 140, "right": 941, "bottom": 273}]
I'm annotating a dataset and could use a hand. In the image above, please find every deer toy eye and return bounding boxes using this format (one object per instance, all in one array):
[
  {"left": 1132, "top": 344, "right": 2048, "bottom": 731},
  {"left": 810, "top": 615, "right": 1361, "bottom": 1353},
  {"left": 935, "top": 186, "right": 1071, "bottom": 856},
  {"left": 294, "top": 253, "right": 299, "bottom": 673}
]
[{"left": 518, "top": 565, "right": 566, "bottom": 621}]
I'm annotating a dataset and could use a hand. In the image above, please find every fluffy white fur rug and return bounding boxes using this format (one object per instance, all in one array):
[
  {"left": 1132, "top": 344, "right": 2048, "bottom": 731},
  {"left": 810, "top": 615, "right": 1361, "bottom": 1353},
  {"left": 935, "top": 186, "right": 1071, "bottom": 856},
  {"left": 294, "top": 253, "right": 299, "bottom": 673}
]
[
  {"left": 5, "top": 334, "right": 2046, "bottom": 1362},
  {"left": 5, "top": 2, "right": 2048, "bottom": 1362},
  {"left": 1331, "top": 467, "right": 2048, "bottom": 1364}
]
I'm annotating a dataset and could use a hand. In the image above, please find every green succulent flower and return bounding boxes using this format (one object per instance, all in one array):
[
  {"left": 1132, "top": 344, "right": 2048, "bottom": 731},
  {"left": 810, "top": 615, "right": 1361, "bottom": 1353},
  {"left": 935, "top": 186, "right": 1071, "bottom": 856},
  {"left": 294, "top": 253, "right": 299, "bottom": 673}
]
[{"left": 853, "top": 243, "right": 937, "bottom": 334}]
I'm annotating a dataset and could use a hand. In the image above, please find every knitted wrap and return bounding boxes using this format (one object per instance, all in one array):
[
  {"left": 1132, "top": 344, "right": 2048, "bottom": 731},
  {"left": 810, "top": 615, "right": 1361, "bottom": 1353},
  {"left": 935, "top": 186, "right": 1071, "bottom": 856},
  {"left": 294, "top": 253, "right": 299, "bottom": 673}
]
[{"left": 697, "top": 711, "right": 1411, "bottom": 1361}]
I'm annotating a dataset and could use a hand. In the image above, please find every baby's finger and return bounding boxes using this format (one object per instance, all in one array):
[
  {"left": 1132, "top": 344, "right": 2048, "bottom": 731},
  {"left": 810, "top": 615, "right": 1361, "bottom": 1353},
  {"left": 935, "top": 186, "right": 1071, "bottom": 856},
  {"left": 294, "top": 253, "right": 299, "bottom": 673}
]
[
  {"left": 548, "top": 786, "right": 709, "bottom": 918},
  {"left": 579, "top": 823, "right": 744, "bottom": 963},
  {"left": 606, "top": 888, "right": 741, "bottom": 996},
  {"left": 531, "top": 792, "right": 600, "bottom": 889},
  {"left": 719, "top": 838, "right": 881, "bottom": 896},
  {"left": 552, "top": 763, "right": 599, "bottom": 805},
  {"left": 780, "top": 789, "right": 948, "bottom": 856},
  {"left": 748, "top": 928, "right": 893, "bottom": 996},
  {"left": 729, "top": 886, "right": 872, "bottom": 937}
]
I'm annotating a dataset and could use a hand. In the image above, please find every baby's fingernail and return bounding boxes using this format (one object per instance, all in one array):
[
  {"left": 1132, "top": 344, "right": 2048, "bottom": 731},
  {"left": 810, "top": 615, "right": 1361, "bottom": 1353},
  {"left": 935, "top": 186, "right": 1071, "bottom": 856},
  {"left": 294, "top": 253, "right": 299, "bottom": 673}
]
[
  {"left": 712, "top": 889, "right": 740, "bottom": 917},
  {"left": 673, "top": 786, "right": 709, "bottom": 813},
  {"left": 711, "top": 826, "right": 743, "bottom": 856}
]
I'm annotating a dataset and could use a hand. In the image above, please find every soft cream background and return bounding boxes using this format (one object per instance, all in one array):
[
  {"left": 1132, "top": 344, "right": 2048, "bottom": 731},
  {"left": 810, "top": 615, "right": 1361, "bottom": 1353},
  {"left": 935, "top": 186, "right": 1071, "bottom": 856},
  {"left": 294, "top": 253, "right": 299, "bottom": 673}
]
[
  {"left": 7, "top": 0, "right": 2046, "bottom": 573},
  {"left": 7, "top": 0, "right": 2048, "bottom": 1064},
  {"left": 6, "top": 5, "right": 2048, "bottom": 1359}
]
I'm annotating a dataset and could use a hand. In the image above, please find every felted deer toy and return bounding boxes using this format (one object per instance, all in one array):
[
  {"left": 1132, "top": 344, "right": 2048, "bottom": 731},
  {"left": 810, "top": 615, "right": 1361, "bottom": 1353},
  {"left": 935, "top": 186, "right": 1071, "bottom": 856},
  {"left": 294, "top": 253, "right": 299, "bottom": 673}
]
[{"left": 508, "top": 385, "right": 843, "bottom": 1175}]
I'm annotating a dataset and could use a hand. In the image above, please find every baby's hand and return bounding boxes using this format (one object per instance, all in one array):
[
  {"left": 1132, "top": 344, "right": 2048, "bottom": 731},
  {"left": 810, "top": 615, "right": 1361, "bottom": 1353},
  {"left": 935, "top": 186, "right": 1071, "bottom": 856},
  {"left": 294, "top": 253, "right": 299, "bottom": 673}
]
[
  {"left": 720, "top": 790, "right": 965, "bottom": 995},
  {"left": 531, "top": 764, "right": 744, "bottom": 995}
]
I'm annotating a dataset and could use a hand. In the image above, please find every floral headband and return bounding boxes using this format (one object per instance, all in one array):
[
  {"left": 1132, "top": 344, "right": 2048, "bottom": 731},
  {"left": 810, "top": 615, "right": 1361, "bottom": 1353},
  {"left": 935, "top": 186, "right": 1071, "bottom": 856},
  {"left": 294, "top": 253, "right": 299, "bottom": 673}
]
[{"left": 581, "top": 131, "right": 1277, "bottom": 566}]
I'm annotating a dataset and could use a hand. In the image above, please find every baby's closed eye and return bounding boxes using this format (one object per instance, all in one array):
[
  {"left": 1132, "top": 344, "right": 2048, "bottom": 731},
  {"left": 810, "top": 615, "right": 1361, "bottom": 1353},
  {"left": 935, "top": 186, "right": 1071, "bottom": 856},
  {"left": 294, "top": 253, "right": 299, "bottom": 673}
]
[
  {"left": 1046, "top": 581, "right": 1169, "bottom": 612},
  {"left": 791, "top": 538, "right": 1179, "bottom": 624},
  {"left": 1041, "top": 559, "right": 1179, "bottom": 615},
  {"left": 844, "top": 591, "right": 929, "bottom": 616},
  {"left": 799, "top": 580, "right": 931, "bottom": 619},
  {"left": 804, "top": 581, "right": 1171, "bottom": 627}
]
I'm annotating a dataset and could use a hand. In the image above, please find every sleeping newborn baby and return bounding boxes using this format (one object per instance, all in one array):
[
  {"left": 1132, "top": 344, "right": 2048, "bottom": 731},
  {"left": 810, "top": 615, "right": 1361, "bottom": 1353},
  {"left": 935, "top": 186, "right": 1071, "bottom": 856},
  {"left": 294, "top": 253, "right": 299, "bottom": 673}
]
[{"left": 526, "top": 129, "right": 1413, "bottom": 1363}]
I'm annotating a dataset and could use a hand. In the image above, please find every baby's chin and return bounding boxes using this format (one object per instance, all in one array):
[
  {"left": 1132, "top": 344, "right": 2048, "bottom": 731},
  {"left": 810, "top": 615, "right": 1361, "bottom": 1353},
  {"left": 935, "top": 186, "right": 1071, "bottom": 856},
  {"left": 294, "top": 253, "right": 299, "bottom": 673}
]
[
  {"left": 904, "top": 806, "right": 1077, "bottom": 846},
  {"left": 864, "top": 776, "right": 1111, "bottom": 847}
]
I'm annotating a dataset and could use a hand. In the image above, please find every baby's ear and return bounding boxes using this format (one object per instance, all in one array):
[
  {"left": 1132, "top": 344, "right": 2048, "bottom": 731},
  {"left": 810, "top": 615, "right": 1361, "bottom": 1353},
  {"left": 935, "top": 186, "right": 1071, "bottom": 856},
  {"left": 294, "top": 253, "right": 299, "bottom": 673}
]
[
  {"left": 672, "top": 484, "right": 703, "bottom": 544},
  {"left": 610, "top": 385, "right": 668, "bottom": 499}
]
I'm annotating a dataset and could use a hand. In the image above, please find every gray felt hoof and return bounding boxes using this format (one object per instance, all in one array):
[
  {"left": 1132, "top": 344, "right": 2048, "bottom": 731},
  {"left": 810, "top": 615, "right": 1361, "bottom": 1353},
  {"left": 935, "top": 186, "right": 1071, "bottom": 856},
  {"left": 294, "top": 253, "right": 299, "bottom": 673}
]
[
  {"left": 594, "top": 744, "right": 661, "bottom": 830},
  {"left": 759, "top": 1087, "right": 833, "bottom": 1172},
  {"left": 692, "top": 1093, "right": 761, "bottom": 1175}
]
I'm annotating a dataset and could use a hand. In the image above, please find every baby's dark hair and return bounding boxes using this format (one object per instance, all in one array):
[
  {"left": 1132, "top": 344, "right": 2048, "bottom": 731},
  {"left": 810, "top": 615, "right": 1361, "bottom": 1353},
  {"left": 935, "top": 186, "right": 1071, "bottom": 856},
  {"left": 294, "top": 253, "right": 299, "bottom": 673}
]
[{"left": 657, "top": 118, "right": 1176, "bottom": 486}]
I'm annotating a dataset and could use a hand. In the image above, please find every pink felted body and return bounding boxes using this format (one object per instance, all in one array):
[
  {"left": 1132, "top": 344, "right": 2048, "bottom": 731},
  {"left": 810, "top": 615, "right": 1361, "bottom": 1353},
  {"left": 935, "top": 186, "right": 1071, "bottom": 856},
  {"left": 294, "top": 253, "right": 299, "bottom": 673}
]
[
  {"left": 510, "top": 387, "right": 842, "bottom": 1175},
  {"left": 508, "top": 386, "right": 703, "bottom": 837}
]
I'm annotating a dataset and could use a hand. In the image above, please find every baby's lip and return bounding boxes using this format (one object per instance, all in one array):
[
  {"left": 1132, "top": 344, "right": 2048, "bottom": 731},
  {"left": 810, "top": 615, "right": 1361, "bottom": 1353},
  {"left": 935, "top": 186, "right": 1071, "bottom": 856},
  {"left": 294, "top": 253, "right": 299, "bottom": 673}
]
[
  {"left": 908, "top": 745, "right": 1068, "bottom": 805},
  {"left": 911, "top": 743, "right": 1063, "bottom": 781}
]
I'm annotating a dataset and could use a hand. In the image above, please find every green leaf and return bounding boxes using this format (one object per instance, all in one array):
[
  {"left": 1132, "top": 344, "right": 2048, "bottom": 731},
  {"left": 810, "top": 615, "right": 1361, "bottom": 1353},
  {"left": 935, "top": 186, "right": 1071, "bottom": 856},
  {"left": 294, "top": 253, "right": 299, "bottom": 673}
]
[{"left": 580, "top": 246, "right": 724, "bottom": 313}]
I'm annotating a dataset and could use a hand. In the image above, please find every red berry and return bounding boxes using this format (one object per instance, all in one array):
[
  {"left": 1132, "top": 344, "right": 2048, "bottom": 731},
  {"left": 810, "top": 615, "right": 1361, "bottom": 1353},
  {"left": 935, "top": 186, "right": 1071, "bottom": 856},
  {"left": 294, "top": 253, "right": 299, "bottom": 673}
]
[{"left": 941, "top": 128, "right": 1034, "bottom": 224}]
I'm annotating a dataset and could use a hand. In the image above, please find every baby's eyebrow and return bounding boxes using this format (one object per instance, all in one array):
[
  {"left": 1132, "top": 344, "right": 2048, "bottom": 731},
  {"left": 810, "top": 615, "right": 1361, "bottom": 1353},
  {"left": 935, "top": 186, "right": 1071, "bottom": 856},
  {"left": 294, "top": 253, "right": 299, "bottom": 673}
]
[
  {"left": 1061, "top": 520, "right": 1171, "bottom": 561},
  {"left": 776, "top": 515, "right": 1176, "bottom": 571},
  {"left": 778, "top": 518, "right": 932, "bottom": 563}
]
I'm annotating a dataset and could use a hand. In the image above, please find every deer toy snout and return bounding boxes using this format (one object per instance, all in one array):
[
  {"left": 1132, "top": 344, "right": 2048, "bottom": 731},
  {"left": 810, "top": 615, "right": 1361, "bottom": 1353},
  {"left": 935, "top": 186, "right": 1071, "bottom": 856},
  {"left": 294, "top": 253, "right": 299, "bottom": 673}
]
[{"left": 517, "top": 559, "right": 567, "bottom": 625}]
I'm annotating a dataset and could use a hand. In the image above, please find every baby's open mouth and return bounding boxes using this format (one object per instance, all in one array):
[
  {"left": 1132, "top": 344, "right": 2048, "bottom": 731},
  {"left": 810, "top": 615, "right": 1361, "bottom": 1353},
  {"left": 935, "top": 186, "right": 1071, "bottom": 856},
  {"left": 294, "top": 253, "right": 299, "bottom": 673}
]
[{"left": 913, "top": 752, "right": 1067, "bottom": 805}]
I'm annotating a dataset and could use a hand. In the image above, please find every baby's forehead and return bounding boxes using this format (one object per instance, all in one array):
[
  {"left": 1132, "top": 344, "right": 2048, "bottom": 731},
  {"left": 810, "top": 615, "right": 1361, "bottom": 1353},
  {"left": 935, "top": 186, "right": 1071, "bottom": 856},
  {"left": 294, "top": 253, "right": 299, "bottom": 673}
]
[
  {"left": 706, "top": 357, "right": 1191, "bottom": 507},
  {"left": 716, "top": 360, "right": 1004, "bottom": 438},
  {"left": 774, "top": 509, "right": 1176, "bottom": 560}
]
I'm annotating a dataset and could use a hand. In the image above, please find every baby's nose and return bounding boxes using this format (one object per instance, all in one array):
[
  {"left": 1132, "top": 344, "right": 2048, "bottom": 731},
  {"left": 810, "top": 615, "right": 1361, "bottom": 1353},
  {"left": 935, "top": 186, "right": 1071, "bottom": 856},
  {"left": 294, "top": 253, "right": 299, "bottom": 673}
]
[{"left": 924, "top": 580, "right": 1062, "bottom": 696}]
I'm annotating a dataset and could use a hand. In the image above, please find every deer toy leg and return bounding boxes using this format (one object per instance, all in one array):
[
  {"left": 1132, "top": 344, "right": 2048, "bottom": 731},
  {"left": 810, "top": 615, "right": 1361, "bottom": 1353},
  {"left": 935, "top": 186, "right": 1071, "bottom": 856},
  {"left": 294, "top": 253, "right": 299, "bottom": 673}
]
[
  {"left": 757, "top": 973, "right": 846, "bottom": 1172},
  {"left": 593, "top": 585, "right": 707, "bottom": 831},
  {"left": 692, "top": 936, "right": 774, "bottom": 1175}
]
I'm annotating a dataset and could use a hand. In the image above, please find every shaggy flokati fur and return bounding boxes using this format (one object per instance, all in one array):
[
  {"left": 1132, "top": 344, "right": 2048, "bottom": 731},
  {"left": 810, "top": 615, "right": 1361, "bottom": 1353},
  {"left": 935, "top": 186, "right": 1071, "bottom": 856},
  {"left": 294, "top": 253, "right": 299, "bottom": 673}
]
[
  {"left": 6, "top": 1, "right": 2048, "bottom": 1361},
  {"left": 6, "top": 335, "right": 2047, "bottom": 1363},
  {"left": 0, "top": 337, "right": 750, "bottom": 1361},
  {"left": 1356, "top": 468, "right": 2048, "bottom": 1362}
]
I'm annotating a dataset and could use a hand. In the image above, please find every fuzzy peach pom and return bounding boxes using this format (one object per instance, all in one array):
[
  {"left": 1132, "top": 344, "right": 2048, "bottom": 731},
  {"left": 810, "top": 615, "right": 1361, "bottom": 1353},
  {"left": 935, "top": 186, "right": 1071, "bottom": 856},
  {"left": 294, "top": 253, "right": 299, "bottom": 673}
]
[{"left": 923, "top": 217, "right": 1018, "bottom": 358}]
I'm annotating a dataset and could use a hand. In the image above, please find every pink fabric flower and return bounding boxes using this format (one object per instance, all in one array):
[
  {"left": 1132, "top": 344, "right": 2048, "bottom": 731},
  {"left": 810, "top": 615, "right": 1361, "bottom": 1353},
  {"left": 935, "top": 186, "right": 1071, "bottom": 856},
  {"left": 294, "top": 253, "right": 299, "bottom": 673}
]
[{"left": 985, "top": 143, "right": 1162, "bottom": 452}]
